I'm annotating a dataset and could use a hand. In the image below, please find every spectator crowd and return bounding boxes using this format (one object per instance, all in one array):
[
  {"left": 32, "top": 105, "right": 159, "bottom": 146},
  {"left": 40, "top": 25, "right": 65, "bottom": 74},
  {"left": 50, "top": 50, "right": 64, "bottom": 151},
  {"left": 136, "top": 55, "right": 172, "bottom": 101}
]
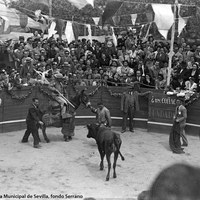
[{"left": 0, "top": 30, "right": 200, "bottom": 94}]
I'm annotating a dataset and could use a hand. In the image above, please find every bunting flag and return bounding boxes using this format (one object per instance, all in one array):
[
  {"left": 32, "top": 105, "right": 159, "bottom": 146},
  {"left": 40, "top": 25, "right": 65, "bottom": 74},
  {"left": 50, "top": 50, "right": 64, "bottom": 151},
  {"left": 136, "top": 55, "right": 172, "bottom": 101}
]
[
  {"left": 31, "top": 0, "right": 50, "bottom": 6},
  {"left": 144, "top": 22, "right": 152, "bottom": 39},
  {"left": 111, "top": 27, "right": 117, "bottom": 47},
  {"left": 92, "top": 17, "right": 100, "bottom": 26},
  {"left": 139, "top": 25, "right": 145, "bottom": 36},
  {"left": 56, "top": 18, "right": 65, "bottom": 39},
  {"left": 85, "top": 24, "right": 92, "bottom": 44},
  {"left": 67, "top": 0, "right": 94, "bottom": 9},
  {"left": 48, "top": 21, "right": 57, "bottom": 38},
  {"left": 146, "top": 12, "right": 154, "bottom": 23},
  {"left": 102, "top": 1, "right": 123, "bottom": 26},
  {"left": 112, "top": 15, "right": 120, "bottom": 26},
  {"left": 130, "top": 14, "right": 137, "bottom": 25},
  {"left": 152, "top": 4, "right": 174, "bottom": 39},
  {"left": 72, "top": 22, "right": 80, "bottom": 41},
  {"left": 65, "top": 21, "right": 75, "bottom": 43},
  {"left": 177, "top": 4, "right": 188, "bottom": 36},
  {"left": 1, "top": 16, "right": 9, "bottom": 32}
]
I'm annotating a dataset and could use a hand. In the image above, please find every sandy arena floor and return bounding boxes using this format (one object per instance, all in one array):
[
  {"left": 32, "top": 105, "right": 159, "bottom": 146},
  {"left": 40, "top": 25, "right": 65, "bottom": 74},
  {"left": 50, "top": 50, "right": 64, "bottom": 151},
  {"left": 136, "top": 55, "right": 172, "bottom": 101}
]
[{"left": 0, "top": 126, "right": 200, "bottom": 200}]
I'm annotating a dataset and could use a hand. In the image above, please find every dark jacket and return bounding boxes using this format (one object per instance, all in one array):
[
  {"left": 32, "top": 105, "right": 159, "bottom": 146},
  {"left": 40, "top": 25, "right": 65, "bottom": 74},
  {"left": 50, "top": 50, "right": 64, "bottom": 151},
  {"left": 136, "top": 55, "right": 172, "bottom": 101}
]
[{"left": 26, "top": 104, "right": 41, "bottom": 125}]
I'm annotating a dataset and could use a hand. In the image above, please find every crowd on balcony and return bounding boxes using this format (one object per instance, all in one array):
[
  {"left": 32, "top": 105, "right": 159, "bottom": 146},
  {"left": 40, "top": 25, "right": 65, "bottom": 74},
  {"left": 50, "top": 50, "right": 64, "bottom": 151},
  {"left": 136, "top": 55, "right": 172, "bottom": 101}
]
[{"left": 0, "top": 30, "right": 200, "bottom": 95}]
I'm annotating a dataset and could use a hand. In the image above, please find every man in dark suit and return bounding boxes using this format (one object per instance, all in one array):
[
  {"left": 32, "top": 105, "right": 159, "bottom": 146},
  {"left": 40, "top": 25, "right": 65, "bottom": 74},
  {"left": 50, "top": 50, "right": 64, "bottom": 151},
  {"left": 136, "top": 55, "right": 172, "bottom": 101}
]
[
  {"left": 21, "top": 98, "right": 44, "bottom": 148},
  {"left": 121, "top": 83, "right": 151, "bottom": 133},
  {"left": 120, "top": 88, "right": 139, "bottom": 133}
]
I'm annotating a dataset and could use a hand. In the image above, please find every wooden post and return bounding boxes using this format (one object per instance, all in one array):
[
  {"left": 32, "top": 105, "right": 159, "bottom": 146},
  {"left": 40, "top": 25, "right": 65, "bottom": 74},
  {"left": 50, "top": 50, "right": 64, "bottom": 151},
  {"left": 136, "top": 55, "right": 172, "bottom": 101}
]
[
  {"left": 167, "top": 0, "right": 178, "bottom": 87},
  {"left": 49, "top": 0, "right": 52, "bottom": 18}
]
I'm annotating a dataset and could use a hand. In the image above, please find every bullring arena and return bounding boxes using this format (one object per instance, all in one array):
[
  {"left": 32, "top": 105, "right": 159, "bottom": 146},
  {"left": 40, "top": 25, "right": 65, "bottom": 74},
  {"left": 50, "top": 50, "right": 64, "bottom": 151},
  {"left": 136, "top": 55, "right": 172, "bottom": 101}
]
[
  {"left": 1, "top": 126, "right": 200, "bottom": 200},
  {"left": 1, "top": 86, "right": 200, "bottom": 200}
]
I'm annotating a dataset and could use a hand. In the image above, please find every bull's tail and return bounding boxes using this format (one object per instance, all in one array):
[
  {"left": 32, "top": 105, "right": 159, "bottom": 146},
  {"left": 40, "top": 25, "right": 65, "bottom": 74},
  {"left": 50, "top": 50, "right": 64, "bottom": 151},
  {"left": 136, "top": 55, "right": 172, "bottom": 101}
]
[{"left": 113, "top": 133, "right": 125, "bottom": 161}]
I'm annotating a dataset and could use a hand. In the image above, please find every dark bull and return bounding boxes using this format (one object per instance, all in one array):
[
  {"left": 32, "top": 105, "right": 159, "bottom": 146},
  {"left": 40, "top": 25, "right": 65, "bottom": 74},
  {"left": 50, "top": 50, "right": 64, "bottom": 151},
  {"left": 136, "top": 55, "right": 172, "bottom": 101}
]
[{"left": 87, "top": 123, "right": 125, "bottom": 181}]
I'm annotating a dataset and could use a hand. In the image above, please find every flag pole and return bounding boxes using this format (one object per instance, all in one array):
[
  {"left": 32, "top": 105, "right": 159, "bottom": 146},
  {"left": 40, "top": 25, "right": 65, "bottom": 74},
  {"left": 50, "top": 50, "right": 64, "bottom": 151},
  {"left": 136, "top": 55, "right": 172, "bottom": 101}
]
[
  {"left": 49, "top": 0, "right": 52, "bottom": 18},
  {"left": 166, "top": 0, "right": 178, "bottom": 87}
]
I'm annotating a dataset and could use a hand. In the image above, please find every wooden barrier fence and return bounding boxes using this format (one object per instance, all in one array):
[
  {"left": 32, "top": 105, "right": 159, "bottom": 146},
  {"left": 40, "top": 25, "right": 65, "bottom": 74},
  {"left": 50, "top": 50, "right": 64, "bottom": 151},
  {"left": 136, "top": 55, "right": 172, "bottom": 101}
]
[{"left": 0, "top": 85, "right": 200, "bottom": 135}]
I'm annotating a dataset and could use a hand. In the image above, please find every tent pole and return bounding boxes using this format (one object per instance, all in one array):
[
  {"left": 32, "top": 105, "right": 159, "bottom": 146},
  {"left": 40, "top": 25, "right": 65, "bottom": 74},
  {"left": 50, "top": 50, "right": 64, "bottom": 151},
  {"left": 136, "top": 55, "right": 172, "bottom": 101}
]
[{"left": 166, "top": 0, "right": 178, "bottom": 88}]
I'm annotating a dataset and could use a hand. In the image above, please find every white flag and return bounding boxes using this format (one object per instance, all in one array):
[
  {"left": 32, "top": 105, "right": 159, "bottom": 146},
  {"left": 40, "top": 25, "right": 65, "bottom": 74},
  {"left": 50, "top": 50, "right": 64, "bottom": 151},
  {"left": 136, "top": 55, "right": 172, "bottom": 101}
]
[
  {"left": 65, "top": 21, "right": 75, "bottom": 44},
  {"left": 92, "top": 17, "right": 100, "bottom": 26},
  {"left": 178, "top": 4, "right": 188, "bottom": 36},
  {"left": 130, "top": 14, "right": 137, "bottom": 25},
  {"left": 48, "top": 21, "right": 57, "bottom": 38},
  {"left": 152, "top": 4, "right": 174, "bottom": 39},
  {"left": 86, "top": 24, "right": 92, "bottom": 44},
  {"left": 67, "top": 0, "right": 94, "bottom": 9},
  {"left": 1, "top": 16, "right": 9, "bottom": 32},
  {"left": 111, "top": 27, "right": 117, "bottom": 47}
]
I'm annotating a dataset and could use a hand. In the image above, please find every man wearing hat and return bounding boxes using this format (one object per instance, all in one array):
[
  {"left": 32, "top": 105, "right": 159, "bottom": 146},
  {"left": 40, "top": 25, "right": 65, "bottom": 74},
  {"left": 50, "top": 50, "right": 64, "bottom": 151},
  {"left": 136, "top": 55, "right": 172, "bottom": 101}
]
[
  {"left": 89, "top": 102, "right": 112, "bottom": 128},
  {"left": 48, "top": 73, "right": 69, "bottom": 119},
  {"left": 121, "top": 83, "right": 150, "bottom": 133}
]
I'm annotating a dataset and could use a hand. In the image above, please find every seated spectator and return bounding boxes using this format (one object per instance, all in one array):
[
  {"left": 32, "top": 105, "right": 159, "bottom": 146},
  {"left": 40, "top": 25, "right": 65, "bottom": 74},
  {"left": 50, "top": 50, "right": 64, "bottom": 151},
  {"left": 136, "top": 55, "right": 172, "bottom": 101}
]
[
  {"left": 142, "top": 74, "right": 155, "bottom": 88},
  {"left": 135, "top": 70, "right": 145, "bottom": 83},
  {"left": 196, "top": 75, "right": 200, "bottom": 93},
  {"left": 117, "top": 46, "right": 130, "bottom": 63},
  {"left": 99, "top": 53, "right": 110, "bottom": 68},
  {"left": 155, "top": 74, "right": 166, "bottom": 90},
  {"left": 117, "top": 60, "right": 134, "bottom": 77},
  {"left": 177, "top": 61, "right": 190, "bottom": 81},
  {"left": 84, "top": 74, "right": 93, "bottom": 86},
  {"left": 194, "top": 45, "right": 200, "bottom": 63},
  {"left": 189, "top": 62, "right": 199, "bottom": 83},
  {"left": 14, "top": 73, "right": 22, "bottom": 88},
  {"left": 185, "top": 77, "right": 197, "bottom": 92},
  {"left": 0, "top": 69, "right": 9, "bottom": 89},
  {"left": 149, "top": 61, "right": 160, "bottom": 81},
  {"left": 92, "top": 76, "right": 101, "bottom": 86}
]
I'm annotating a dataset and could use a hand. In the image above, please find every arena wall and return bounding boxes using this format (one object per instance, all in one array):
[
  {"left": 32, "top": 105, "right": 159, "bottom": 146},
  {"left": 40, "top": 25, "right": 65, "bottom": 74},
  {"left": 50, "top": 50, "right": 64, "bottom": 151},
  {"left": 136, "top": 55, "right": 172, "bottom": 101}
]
[{"left": 0, "top": 85, "right": 200, "bottom": 136}]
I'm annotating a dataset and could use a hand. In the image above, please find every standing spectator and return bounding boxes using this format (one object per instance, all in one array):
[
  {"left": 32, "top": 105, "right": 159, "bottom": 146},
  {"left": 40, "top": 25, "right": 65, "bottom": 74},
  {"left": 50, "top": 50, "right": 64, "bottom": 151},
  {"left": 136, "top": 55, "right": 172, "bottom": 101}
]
[
  {"left": 121, "top": 88, "right": 137, "bottom": 133},
  {"left": 121, "top": 84, "right": 150, "bottom": 133},
  {"left": 20, "top": 57, "right": 34, "bottom": 80},
  {"left": 155, "top": 47, "right": 168, "bottom": 68},
  {"left": 13, "top": 43, "right": 24, "bottom": 69},
  {"left": 21, "top": 98, "right": 44, "bottom": 148}
]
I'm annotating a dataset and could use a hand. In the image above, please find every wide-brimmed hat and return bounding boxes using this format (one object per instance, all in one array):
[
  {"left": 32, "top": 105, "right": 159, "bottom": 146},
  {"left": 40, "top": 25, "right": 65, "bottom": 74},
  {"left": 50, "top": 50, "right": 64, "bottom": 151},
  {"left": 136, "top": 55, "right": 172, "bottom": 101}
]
[
  {"left": 54, "top": 73, "right": 64, "bottom": 79},
  {"left": 25, "top": 57, "right": 32, "bottom": 62}
]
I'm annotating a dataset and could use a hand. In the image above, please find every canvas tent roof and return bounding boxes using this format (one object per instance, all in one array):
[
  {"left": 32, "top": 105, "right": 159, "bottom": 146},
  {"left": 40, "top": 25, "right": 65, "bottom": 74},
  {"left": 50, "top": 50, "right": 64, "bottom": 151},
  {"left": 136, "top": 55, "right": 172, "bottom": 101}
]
[{"left": 0, "top": 0, "right": 41, "bottom": 29}]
